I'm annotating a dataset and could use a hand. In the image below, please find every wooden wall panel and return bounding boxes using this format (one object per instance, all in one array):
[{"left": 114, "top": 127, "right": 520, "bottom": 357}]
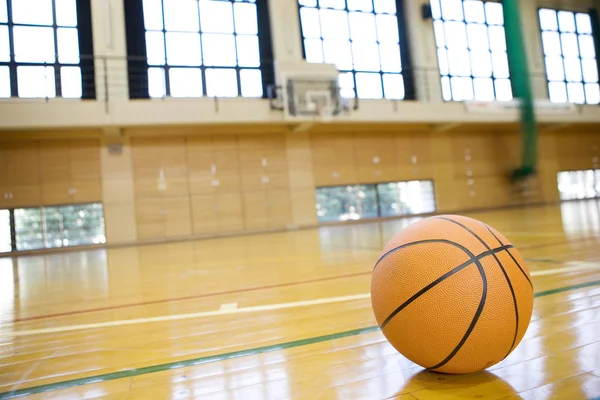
[
  {"left": 311, "top": 133, "right": 358, "bottom": 186},
  {"left": 355, "top": 132, "right": 397, "bottom": 184},
  {"left": 0, "top": 141, "right": 42, "bottom": 208}
]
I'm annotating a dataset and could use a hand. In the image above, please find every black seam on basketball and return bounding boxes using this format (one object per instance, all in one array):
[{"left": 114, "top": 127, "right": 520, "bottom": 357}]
[
  {"left": 426, "top": 253, "right": 488, "bottom": 371},
  {"left": 379, "top": 244, "right": 512, "bottom": 330},
  {"left": 374, "top": 239, "right": 474, "bottom": 271},
  {"left": 484, "top": 223, "right": 533, "bottom": 289},
  {"left": 435, "top": 217, "right": 519, "bottom": 363}
]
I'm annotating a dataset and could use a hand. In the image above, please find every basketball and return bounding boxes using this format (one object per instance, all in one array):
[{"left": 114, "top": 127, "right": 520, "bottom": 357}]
[{"left": 370, "top": 214, "right": 534, "bottom": 374}]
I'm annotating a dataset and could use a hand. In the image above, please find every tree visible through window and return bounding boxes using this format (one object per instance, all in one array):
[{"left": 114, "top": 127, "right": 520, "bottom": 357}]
[
  {"left": 431, "top": 0, "right": 512, "bottom": 102},
  {"left": 140, "top": 0, "right": 268, "bottom": 98},
  {"left": 298, "top": 0, "right": 413, "bottom": 100},
  {"left": 0, "top": 0, "right": 94, "bottom": 98},
  {"left": 539, "top": 9, "right": 599, "bottom": 105}
]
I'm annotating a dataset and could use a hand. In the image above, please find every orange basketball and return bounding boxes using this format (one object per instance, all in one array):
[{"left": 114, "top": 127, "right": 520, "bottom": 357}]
[{"left": 370, "top": 214, "right": 534, "bottom": 374}]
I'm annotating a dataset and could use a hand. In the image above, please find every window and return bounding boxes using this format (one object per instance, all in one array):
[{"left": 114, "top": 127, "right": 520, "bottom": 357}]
[
  {"left": 431, "top": 0, "right": 512, "bottom": 102},
  {"left": 128, "top": 0, "right": 273, "bottom": 99},
  {"left": 298, "top": 0, "right": 414, "bottom": 100},
  {"left": 539, "top": 9, "right": 599, "bottom": 105},
  {"left": 0, "top": 0, "right": 95, "bottom": 98},
  {"left": 315, "top": 180, "right": 436, "bottom": 223},
  {"left": 13, "top": 203, "right": 105, "bottom": 251},
  {"left": 0, "top": 209, "right": 10, "bottom": 252},
  {"left": 557, "top": 170, "right": 600, "bottom": 200}
]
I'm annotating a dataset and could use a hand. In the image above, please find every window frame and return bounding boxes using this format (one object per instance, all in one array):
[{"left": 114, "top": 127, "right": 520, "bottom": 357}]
[
  {"left": 124, "top": 0, "right": 276, "bottom": 99},
  {"left": 296, "top": 0, "right": 416, "bottom": 101},
  {"left": 537, "top": 7, "right": 600, "bottom": 105},
  {"left": 430, "top": 0, "right": 512, "bottom": 102},
  {"left": 0, "top": 0, "right": 96, "bottom": 99}
]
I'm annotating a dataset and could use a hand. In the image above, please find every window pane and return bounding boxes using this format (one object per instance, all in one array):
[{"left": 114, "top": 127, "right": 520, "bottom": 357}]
[
  {"left": 300, "top": 7, "right": 321, "bottom": 38},
  {"left": 379, "top": 43, "right": 401, "bottom": 72},
  {"left": 0, "top": 210, "right": 9, "bottom": 252},
  {"left": 0, "top": 0, "right": 6, "bottom": 22},
  {"left": 352, "top": 42, "right": 380, "bottom": 72},
  {"left": 299, "top": 0, "right": 317, "bottom": 6},
  {"left": 199, "top": 0, "right": 234, "bottom": 33},
  {"left": 564, "top": 58, "right": 582, "bottom": 82},
  {"left": 582, "top": 59, "right": 598, "bottom": 83},
  {"left": 377, "top": 181, "right": 435, "bottom": 217},
  {"left": 441, "top": 0, "right": 463, "bottom": 21},
  {"left": 43, "top": 206, "right": 62, "bottom": 248},
  {"left": 0, "top": 66, "right": 9, "bottom": 97},
  {"left": 234, "top": 3, "right": 258, "bottom": 34},
  {"left": 542, "top": 31, "right": 561, "bottom": 56},
  {"left": 240, "top": 69, "right": 262, "bottom": 97},
  {"left": 57, "top": 28, "right": 80, "bottom": 64},
  {"left": 319, "top": 0, "right": 345, "bottom": 9},
  {"left": 11, "top": 0, "right": 53, "bottom": 25},
  {"left": 0, "top": 26, "right": 8, "bottom": 62},
  {"left": 494, "top": 78, "right": 512, "bottom": 101},
  {"left": 143, "top": 0, "right": 164, "bottom": 30},
  {"left": 206, "top": 68, "right": 237, "bottom": 97},
  {"left": 60, "top": 203, "right": 106, "bottom": 246},
  {"left": 164, "top": 0, "right": 199, "bottom": 32},
  {"left": 146, "top": 31, "right": 166, "bottom": 65},
  {"left": 382, "top": 73, "right": 404, "bottom": 99},
  {"left": 548, "top": 81, "right": 567, "bottom": 102},
  {"left": 450, "top": 76, "right": 473, "bottom": 100},
  {"left": 578, "top": 35, "right": 596, "bottom": 59},
  {"left": 539, "top": 9, "right": 557, "bottom": 31},
  {"left": 60, "top": 66, "right": 82, "bottom": 98},
  {"left": 202, "top": 33, "right": 236, "bottom": 66},
  {"left": 349, "top": 12, "right": 377, "bottom": 41},
  {"left": 148, "top": 67, "right": 166, "bottom": 97},
  {"left": 585, "top": 83, "right": 600, "bottom": 104},
  {"left": 169, "top": 67, "right": 203, "bottom": 97},
  {"left": 473, "top": 77, "right": 494, "bottom": 101},
  {"left": 320, "top": 9, "right": 349, "bottom": 39},
  {"left": 166, "top": 32, "right": 201, "bottom": 66},
  {"left": 376, "top": 14, "right": 399, "bottom": 43},
  {"left": 560, "top": 33, "right": 578, "bottom": 57},
  {"left": 433, "top": 20, "right": 445, "bottom": 48},
  {"left": 471, "top": 51, "right": 492, "bottom": 77},
  {"left": 374, "top": 0, "right": 396, "bottom": 14},
  {"left": 338, "top": 71, "right": 355, "bottom": 98},
  {"left": 347, "top": 0, "right": 372, "bottom": 12},
  {"left": 488, "top": 26, "right": 506, "bottom": 51},
  {"left": 315, "top": 185, "right": 377, "bottom": 223},
  {"left": 485, "top": 2, "right": 503, "bottom": 25},
  {"left": 55, "top": 0, "right": 78, "bottom": 27},
  {"left": 491, "top": 52, "right": 509, "bottom": 78},
  {"left": 236, "top": 35, "right": 260, "bottom": 67},
  {"left": 557, "top": 11, "right": 575, "bottom": 32},
  {"left": 323, "top": 39, "right": 352, "bottom": 70},
  {"left": 467, "top": 24, "right": 489, "bottom": 50},
  {"left": 437, "top": 49, "right": 449, "bottom": 75},
  {"left": 15, "top": 208, "right": 44, "bottom": 251},
  {"left": 463, "top": 0, "right": 484, "bottom": 23},
  {"left": 448, "top": 48, "right": 471, "bottom": 76},
  {"left": 430, "top": 0, "right": 441, "bottom": 19},
  {"left": 17, "top": 66, "right": 55, "bottom": 98},
  {"left": 304, "top": 38, "right": 324, "bottom": 63},
  {"left": 355, "top": 72, "right": 382, "bottom": 99},
  {"left": 13, "top": 26, "right": 55, "bottom": 63},
  {"left": 441, "top": 75, "right": 451, "bottom": 100},
  {"left": 545, "top": 56, "right": 565, "bottom": 81},
  {"left": 576, "top": 13, "right": 592, "bottom": 34},
  {"left": 445, "top": 21, "right": 467, "bottom": 48},
  {"left": 567, "top": 82, "right": 584, "bottom": 104}
]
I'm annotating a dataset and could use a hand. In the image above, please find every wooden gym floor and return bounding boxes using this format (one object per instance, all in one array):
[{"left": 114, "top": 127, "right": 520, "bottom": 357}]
[{"left": 1, "top": 201, "right": 600, "bottom": 399}]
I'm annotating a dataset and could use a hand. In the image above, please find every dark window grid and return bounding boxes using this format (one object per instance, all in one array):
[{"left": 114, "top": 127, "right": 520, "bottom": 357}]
[
  {"left": 298, "top": 2, "right": 407, "bottom": 100},
  {"left": 1, "top": 0, "right": 91, "bottom": 98},
  {"left": 146, "top": 0, "right": 261, "bottom": 97},
  {"left": 433, "top": 0, "right": 510, "bottom": 102},
  {"left": 538, "top": 9, "right": 598, "bottom": 105}
]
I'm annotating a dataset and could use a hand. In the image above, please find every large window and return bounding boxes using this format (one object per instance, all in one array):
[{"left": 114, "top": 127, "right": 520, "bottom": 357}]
[
  {"left": 539, "top": 9, "right": 599, "bottom": 105},
  {"left": 0, "top": 203, "right": 106, "bottom": 252},
  {"left": 298, "top": 0, "right": 413, "bottom": 100},
  {"left": 557, "top": 170, "right": 600, "bottom": 201},
  {"left": 431, "top": 0, "right": 512, "bottom": 102},
  {"left": 127, "top": 0, "right": 273, "bottom": 99},
  {"left": 0, "top": 0, "right": 94, "bottom": 99},
  {"left": 315, "top": 180, "right": 436, "bottom": 223}
]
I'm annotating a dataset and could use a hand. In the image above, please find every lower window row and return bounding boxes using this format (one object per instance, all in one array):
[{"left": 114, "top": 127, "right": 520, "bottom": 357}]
[
  {"left": 557, "top": 169, "right": 600, "bottom": 200},
  {"left": 0, "top": 203, "right": 106, "bottom": 253},
  {"left": 316, "top": 180, "right": 437, "bottom": 223}
]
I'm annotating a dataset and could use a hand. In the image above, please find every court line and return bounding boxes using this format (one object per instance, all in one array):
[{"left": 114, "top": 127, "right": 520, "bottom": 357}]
[
  {"left": 4, "top": 263, "right": 598, "bottom": 338},
  {"left": 1, "top": 279, "right": 600, "bottom": 399}
]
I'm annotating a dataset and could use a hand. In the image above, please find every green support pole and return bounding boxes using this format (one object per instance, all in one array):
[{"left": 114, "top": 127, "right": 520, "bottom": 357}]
[{"left": 503, "top": 0, "right": 537, "bottom": 181}]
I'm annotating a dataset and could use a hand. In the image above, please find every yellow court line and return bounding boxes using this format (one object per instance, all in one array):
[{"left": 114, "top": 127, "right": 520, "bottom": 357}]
[{"left": 1, "top": 263, "right": 598, "bottom": 339}]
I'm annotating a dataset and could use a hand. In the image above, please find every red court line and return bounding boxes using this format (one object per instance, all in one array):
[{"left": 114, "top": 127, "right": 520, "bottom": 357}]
[
  {"left": 12, "top": 271, "right": 371, "bottom": 323},
  {"left": 11, "top": 236, "right": 596, "bottom": 323}
]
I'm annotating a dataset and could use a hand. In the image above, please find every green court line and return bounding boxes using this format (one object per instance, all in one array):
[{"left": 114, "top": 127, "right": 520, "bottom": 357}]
[{"left": 1, "top": 280, "right": 600, "bottom": 399}]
